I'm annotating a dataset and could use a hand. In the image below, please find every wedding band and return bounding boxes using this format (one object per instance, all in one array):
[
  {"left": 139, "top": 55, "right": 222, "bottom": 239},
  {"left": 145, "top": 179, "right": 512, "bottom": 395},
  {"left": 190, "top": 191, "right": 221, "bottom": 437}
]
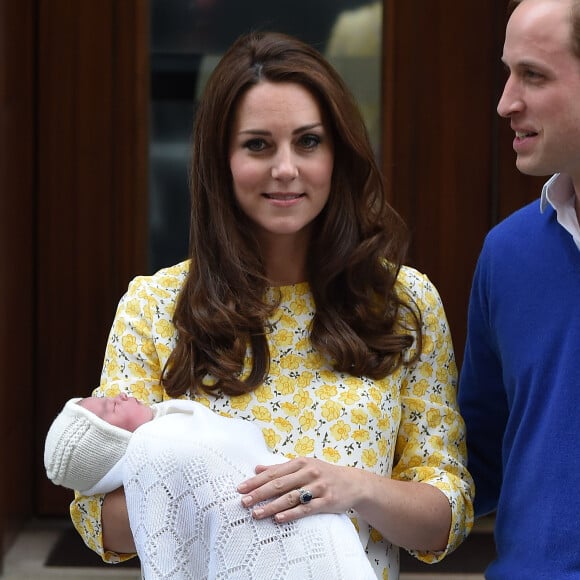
[{"left": 297, "top": 488, "right": 314, "bottom": 504}]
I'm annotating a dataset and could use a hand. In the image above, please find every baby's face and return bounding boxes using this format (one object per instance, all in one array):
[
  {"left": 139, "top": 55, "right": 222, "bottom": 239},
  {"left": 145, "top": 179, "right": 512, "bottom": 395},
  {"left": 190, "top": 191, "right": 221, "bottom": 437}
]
[{"left": 80, "top": 393, "right": 154, "bottom": 432}]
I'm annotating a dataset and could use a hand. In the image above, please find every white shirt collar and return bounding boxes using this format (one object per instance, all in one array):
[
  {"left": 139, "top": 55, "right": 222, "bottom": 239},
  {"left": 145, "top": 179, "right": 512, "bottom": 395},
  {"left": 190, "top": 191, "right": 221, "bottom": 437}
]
[{"left": 540, "top": 173, "right": 580, "bottom": 251}]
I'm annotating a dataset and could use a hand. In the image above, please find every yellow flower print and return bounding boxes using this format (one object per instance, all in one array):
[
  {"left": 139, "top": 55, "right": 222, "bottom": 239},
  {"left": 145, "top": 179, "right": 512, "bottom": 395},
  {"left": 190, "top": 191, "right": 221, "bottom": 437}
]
[
  {"left": 316, "top": 384, "right": 337, "bottom": 400},
  {"left": 230, "top": 393, "right": 252, "bottom": 410},
  {"left": 290, "top": 299, "right": 309, "bottom": 315},
  {"left": 425, "top": 289, "right": 438, "bottom": 309},
  {"left": 448, "top": 425, "right": 460, "bottom": 441},
  {"left": 129, "top": 381, "right": 153, "bottom": 402},
  {"left": 274, "top": 417, "right": 293, "bottom": 433},
  {"left": 339, "top": 389, "right": 360, "bottom": 405},
  {"left": 319, "top": 369, "right": 338, "bottom": 383},
  {"left": 405, "top": 398, "right": 426, "bottom": 415},
  {"left": 418, "top": 362, "right": 432, "bottom": 378},
  {"left": 273, "top": 329, "right": 294, "bottom": 347},
  {"left": 274, "top": 376, "right": 295, "bottom": 396},
  {"left": 366, "top": 402, "right": 381, "bottom": 418},
  {"left": 330, "top": 419, "right": 351, "bottom": 441},
  {"left": 113, "top": 319, "right": 126, "bottom": 336},
  {"left": 252, "top": 406, "right": 272, "bottom": 422},
  {"left": 377, "top": 438, "right": 388, "bottom": 456},
  {"left": 353, "top": 429, "right": 370, "bottom": 443},
  {"left": 262, "top": 428, "right": 281, "bottom": 449},
  {"left": 281, "top": 402, "right": 300, "bottom": 417},
  {"left": 294, "top": 389, "right": 313, "bottom": 408},
  {"left": 152, "top": 283, "right": 172, "bottom": 298},
  {"left": 295, "top": 337, "right": 309, "bottom": 351},
  {"left": 370, "top": 527, "right": 384, "bottom": 543},
  {"left": 105, "top": 359, "right": 120, "bottom": 377},
  {"left": 128, "top": 362, "right": 147, "bottom": 378},
  {"left": 321, "top": 400, "right": 341, "bottom": 421},
  {"left": 297, "top": 371, "right": 314, "bottom": 388},
  {"left": 88, "top": 499, "right": 100, "bottom": 519},
  {"left": 429, "top": 435, "right": 444, "bottom": 451},
  {"left": 351, "top": 408, "right": 368, "bottom": 425},
  {"left": 378, "top": 417, "right": 391, "bottom": 431},
  {"left": 299, "top": 410, "right": 317, "bottom": 430},
  {"left": 159, "top": 274, "right": 180, "bottom": 289},
  {"left": 368, "top": 387, "right": 382, "bottom": 403},
  {"left": 422, "top": 334, "right": 435, "bottom": 355},
  {"left": 279, "top": 353, "right": 301, "bottom": 370},
  {"left": 391, "top": 406, "right": 401, "bottom": 423},
  {"left": 343, "top": 376, "right": 361, "bottom": 388},
  {"left": 85, "top": 519, "right": 96, "bottom": 541},
  {"left": 150, "top": 382, "right": 165, "bottom": 400},
  {"left": 133, "top": 319, "right": 151, "bottom": 338},
  {"left": 121, "top": 334, "right": 138, "bottom": 354},
  {"left": 322, "top": 447, "right": 341, "bottom": 463},
  {"left": 305, "top": 352, "right": 324, "bottom": 369},
  {"left": 412, "top": 379, "right": 429, "bottom": 397},
  {"left": 427, "top": 452, "right": 444, "bottom": 467},
  {"left": 141, "top": 339, "right": 156, "bottom": 358},
  {"left": 125, "top": 299, "right": 142, "bottom": 317},
  {"left": 429, "top": 393, "right": 444, "bottom": 406},
  {"left": 155, "top": 319, "right": 174, "bottom": 340},
  {"left": 143, "top": 297, "right": 154, "bottom": 320},
  {"left": 424, "top": 312, "right": 438, "bottom": 329},
  {"left": 426, "top": 408, "right": 442, "bottom": 428},
  {"left": 362, "top": 448, "right": 378, "bottom": 467},
  {"left": 255, "top": 385, "right": 274, "bottom": 402},
  {"left": 294, "top": 436, "right": 315, "bottom": 455},
  {"left": 436, "top": 367, "right": 450, "bottom": 384},
  {"left": 278, "top": 313, "right": 298, "bottom": 329},
  {"left": 156, "top": 343, "right": 172, "bottom": 360}
]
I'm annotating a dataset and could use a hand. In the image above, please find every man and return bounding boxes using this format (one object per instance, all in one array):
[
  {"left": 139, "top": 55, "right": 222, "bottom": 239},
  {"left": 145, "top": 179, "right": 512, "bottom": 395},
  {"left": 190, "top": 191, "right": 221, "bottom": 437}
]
[{"left": 458, "top": 0, "right": 580, "bottom": 578}]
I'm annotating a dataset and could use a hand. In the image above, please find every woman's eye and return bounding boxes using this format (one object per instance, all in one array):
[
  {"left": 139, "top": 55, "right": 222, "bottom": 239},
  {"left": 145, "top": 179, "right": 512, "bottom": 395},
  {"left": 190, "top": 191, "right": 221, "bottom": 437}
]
[
  {"left": 299, "top": 134, "right": 321, "bottom": 149},
  {"left": 244, "top": 138, "right": 267, "bottom": 152}
]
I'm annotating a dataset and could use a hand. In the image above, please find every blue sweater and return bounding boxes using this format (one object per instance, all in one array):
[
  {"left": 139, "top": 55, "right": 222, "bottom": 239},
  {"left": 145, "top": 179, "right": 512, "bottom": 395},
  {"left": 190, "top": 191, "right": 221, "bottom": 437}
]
[{"left": 459, "top": 199, "right": 580, "bottom": 579}]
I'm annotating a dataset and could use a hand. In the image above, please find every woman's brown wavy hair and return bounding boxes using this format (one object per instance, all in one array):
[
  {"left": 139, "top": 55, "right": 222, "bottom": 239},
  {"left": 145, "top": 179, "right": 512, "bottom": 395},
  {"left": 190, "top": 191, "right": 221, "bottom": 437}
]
[{"left": 163, "top": 31, "right": 421, "bottom": 397}]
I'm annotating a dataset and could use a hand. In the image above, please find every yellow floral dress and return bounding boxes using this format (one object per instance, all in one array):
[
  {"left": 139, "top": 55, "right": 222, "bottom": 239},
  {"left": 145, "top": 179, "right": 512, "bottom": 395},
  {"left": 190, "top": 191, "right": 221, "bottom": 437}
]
[{"left": 71, "top": 260, "right": 474, "bottom": 580}]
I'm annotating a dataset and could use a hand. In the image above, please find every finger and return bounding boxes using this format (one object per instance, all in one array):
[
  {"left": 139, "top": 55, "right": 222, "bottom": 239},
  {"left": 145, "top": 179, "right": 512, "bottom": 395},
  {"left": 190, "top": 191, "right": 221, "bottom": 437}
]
[
  {"left": 251, "top": 488, "right": 317, "bottom": 522},
  {"left": 237, "top": 462, "right": 299, "bottom": 495}
]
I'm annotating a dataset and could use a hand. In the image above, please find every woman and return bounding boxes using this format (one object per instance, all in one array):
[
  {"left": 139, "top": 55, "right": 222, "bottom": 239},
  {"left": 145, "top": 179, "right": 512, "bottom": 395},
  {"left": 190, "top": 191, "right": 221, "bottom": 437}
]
[{"left": 71, "top": 31, "right": 473, "bottom": 578}]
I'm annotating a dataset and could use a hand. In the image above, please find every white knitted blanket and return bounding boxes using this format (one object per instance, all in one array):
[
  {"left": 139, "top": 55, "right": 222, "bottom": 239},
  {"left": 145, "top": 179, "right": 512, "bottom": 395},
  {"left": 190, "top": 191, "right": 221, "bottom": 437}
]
[{"left": 123, "top": 401, "right": 376, "bottom": 579}]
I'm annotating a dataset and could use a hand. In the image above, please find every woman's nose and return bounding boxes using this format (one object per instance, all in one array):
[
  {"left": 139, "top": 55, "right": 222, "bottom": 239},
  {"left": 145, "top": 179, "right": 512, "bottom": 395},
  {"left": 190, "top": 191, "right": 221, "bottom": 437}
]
[{"left": 271, "top": 148, "right": 298, "bottom": 180}]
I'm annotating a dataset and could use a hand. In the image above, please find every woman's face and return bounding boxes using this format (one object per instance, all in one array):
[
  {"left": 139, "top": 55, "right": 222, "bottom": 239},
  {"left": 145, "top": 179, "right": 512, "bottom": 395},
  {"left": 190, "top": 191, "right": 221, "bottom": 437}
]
[{"left": 228, "top": 81, "right": 334, "bottom": 246}]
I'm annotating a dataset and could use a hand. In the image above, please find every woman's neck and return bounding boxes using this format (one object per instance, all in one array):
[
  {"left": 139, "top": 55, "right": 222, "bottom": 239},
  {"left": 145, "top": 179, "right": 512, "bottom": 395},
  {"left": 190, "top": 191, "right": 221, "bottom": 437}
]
[{"left": 260, "top": 233, "right": 309, "bottom": 286}]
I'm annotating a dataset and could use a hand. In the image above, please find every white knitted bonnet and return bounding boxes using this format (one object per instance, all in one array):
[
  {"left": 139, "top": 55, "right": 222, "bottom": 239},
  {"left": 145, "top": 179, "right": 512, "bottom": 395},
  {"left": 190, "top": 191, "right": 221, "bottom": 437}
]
[{"left": 44, "top": 397, "right": 131, "bottom": 492}]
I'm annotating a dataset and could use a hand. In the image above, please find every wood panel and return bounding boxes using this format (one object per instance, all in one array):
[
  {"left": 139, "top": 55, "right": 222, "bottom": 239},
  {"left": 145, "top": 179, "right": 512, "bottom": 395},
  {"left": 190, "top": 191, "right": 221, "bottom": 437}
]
[
  {"left": 0, "top": 0, "right": 36, "bottom": 561},
  {"left": 382, "top": 0, "right": 542, "bottom": 367},
  {"left": 35, "top": 0, "right": 149, "bottom": 516}
]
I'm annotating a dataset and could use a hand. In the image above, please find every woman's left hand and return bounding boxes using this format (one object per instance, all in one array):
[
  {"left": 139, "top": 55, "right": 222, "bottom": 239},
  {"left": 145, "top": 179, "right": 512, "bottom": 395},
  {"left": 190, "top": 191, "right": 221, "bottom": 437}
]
[{"left": 237, "top": 457, "right": 361, "bottom": 523}]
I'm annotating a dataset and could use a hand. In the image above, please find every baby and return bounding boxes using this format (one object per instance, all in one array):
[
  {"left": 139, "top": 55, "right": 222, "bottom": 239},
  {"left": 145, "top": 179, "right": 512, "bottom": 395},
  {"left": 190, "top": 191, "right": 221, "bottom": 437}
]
[{"left": 44, "top": 394, "right": 375, "bottom": 580}]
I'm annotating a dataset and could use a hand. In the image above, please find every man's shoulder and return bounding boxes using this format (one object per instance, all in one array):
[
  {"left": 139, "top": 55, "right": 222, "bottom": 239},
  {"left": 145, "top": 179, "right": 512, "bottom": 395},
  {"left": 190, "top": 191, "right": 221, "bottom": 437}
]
[{"left": 485, "top": 199, "right": 544, "bottom": 246}]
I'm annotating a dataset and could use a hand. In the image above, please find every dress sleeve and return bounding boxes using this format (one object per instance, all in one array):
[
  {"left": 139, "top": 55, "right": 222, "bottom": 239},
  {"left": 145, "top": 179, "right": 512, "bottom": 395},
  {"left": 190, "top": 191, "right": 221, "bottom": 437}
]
[
  {"left": 69, "top": 266, "right": 183, "bottom": 562},
  {"left": 391, "top": 269, "right": 475, "bottom": 563}
]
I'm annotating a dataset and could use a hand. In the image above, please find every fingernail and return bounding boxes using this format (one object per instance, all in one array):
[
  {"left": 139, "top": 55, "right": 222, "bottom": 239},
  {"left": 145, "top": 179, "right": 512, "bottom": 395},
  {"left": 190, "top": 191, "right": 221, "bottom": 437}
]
[
  {"left": 241, "top": 496, "right": 252, "bottom": 507},
  {"left": 252, "top": 508, "right": 264, "bottom": 518},
  {"left": 237, "top": 482, "right": 248, "bottom": 492}
]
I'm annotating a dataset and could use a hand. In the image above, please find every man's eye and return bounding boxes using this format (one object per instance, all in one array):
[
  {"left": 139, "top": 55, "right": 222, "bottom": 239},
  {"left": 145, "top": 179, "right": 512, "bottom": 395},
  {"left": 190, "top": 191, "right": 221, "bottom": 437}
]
[{"left": 523, "top": 69, "right": 543, "bottom": 81}]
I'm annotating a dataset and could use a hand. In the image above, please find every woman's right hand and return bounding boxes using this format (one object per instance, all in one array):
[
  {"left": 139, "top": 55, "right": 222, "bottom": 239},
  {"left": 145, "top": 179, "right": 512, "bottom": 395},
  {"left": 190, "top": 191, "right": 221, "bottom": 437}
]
[{"left": 102, "top": 487, "right": 136, "bottom": 553}]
